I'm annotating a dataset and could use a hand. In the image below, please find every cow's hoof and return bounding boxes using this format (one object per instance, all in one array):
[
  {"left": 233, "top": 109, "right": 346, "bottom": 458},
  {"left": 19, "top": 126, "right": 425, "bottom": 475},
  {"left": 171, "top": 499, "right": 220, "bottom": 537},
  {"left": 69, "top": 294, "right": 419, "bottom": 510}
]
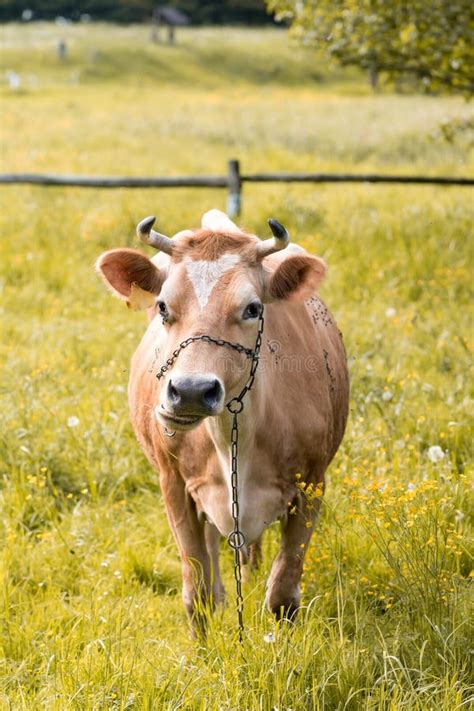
[{"left": 268, "top": 597, "right": 300, "bottom": 622}]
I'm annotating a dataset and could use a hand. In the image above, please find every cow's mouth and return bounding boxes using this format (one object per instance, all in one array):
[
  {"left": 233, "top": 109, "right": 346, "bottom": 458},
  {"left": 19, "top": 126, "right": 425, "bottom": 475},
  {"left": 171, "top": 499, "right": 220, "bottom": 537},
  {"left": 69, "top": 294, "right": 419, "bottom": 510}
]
[{"left": 156, "top": 408, "right": 204, "bottom": 431}]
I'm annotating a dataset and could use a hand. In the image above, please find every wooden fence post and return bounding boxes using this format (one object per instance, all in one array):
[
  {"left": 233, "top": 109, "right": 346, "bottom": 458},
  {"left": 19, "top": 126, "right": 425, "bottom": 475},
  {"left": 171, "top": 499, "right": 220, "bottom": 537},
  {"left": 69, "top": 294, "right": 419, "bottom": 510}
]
[
  {"left": 227, "top": 159, "right": 241, "bottom": 218},
  {"left": 57, "top": 40, "right": 67, "bottom": 61}
]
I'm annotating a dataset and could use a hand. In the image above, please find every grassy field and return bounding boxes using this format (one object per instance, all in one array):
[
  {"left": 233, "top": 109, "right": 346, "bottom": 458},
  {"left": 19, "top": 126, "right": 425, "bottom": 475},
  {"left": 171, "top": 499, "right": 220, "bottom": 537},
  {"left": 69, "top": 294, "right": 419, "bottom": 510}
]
[{"left": 0, "top": 23, "right": 473, "bottom": 710}]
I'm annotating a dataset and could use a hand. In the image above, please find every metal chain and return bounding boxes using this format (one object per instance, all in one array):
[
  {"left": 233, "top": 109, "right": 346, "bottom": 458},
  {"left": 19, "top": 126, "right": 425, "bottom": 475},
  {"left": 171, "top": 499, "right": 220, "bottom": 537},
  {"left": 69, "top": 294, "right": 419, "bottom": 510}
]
[
  {"left": 154, "top": 310, "right": 265, "bottom": 641},
  {"left": 225, "top": 311, "right": 264, "bottom": 641},
  {"left": 155, "top": 334, "right": 255, "bottom": 381},
  {"left": 228, "top": 411, "right": 244, "bottom": 640}
]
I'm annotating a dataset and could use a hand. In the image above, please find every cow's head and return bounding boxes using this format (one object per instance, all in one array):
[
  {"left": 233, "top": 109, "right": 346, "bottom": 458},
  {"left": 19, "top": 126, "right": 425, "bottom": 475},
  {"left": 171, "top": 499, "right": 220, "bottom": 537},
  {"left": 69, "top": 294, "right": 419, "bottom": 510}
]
[{"left": 96, "top": 210, "right": 326, "bottom": 431}]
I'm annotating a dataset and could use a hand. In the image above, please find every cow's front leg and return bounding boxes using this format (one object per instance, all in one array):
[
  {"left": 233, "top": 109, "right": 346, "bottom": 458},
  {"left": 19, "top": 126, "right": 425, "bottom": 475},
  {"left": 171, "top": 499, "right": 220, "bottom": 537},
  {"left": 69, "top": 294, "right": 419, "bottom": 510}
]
[
  {"left": 204, "top": 521, "right": 225, "bottom": 604},
  {"left": 266, "top": 487, "right": 321, "bottom": 620},
  {"left": 160, "top": 471, "right": 212, "bottom": 634}
]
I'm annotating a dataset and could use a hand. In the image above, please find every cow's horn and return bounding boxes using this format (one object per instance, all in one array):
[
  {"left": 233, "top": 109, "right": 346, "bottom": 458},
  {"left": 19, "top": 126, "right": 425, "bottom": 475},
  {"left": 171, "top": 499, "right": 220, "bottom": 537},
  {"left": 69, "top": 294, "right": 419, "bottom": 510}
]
[
  {"left": 256, "top": 219, "right": 290, "bottom": 259},
  {"left": 137, "top": 216, "right": 174, "bottom": 255}
]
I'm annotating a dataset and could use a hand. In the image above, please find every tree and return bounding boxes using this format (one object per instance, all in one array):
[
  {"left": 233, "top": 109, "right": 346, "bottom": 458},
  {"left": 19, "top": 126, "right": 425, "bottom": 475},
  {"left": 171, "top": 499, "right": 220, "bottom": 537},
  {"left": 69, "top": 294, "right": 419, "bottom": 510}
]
[
  {"left": 167, "top": 0, "right": 272, "bottom": 25},
  {"left": 267, "top": 0, "right": 474, "bottom": 96}
]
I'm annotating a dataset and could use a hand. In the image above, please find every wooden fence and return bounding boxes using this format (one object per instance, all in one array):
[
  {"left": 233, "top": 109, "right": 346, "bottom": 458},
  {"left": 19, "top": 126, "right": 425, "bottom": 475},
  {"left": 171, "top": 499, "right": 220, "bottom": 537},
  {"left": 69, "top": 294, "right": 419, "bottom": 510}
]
[{"left": 1, "top": 159, "right": 472, "bottom": 217}]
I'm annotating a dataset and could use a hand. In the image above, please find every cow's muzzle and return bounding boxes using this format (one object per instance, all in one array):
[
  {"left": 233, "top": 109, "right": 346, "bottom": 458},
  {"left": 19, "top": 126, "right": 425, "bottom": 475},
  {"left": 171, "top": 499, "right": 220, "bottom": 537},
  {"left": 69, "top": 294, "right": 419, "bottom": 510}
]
[{"left": 156, "top": 374, "right": 225, "bottom": 430}]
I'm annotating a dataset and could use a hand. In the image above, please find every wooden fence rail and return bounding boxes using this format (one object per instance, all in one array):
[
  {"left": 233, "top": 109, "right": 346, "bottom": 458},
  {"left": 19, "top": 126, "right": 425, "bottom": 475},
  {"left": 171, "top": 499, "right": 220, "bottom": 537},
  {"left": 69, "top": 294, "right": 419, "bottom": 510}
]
[
  {"left": 1, "top": 159, "right": 472, "bottom": 217},
  {"left": 0, "top": 174, "right": 228, "bottom": 188}
]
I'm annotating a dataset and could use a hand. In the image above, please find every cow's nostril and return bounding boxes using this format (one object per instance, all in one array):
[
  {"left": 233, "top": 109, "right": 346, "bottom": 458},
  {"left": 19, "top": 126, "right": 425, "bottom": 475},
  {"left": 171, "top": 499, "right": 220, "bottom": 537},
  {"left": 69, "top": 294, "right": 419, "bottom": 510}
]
[
  {"left": 203, "top": 379, "right": 223, "bottom": 409},
  {"left": 168, "top": 380, "right": 180, "bottom": 406}
]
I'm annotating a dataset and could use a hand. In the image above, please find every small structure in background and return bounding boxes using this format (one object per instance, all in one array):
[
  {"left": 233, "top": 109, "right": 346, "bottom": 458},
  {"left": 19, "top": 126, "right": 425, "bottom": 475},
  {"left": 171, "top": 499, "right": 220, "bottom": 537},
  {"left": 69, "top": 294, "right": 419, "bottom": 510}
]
[
  {"left": 57, "top": 40, "right": 68, "bottom": 61},
  {"left": 5, "top": 71, "right": 22, "bottom": 90},
  {"left": 150, "top": 6, "right": 190, "bottom": 45}
]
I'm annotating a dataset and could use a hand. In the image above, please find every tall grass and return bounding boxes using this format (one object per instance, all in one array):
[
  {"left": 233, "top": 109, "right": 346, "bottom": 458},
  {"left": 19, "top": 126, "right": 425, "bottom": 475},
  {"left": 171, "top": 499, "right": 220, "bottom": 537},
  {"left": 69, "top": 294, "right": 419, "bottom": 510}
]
[{"left": 0, "top": 24, "right": 473, "bottom": 709}]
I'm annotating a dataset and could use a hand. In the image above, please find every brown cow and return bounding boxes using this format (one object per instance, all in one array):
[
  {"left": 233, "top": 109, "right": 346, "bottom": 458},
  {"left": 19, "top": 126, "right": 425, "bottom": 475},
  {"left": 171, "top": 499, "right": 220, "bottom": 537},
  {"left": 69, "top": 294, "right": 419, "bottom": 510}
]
[{"left": 96, "top": 209, "right": 349, "bottom": 631}]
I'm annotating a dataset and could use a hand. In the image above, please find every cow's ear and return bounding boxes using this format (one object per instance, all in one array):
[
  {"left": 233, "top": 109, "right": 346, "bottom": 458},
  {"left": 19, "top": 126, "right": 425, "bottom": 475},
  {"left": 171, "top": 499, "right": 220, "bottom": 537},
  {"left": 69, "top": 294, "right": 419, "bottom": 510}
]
[
  {"left": 264, "top": 254, "right": 327, "bottom": 302},
  {"left": 96, "top": 248, "right": 164, "bottom": 310}
]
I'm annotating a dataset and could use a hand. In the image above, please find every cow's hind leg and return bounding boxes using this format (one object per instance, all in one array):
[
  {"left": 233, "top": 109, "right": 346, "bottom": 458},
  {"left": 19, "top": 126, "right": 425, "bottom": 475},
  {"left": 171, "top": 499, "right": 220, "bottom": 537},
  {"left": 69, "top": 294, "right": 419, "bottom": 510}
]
[
  {"left": 249, "top": 537, "right": 263, "bottom": 571},
  {"left": 266, "top": 485, "right": 321, "bottom": 621},
  {"left": 241, "top": 535, "right": 263, "bottom": 583}
]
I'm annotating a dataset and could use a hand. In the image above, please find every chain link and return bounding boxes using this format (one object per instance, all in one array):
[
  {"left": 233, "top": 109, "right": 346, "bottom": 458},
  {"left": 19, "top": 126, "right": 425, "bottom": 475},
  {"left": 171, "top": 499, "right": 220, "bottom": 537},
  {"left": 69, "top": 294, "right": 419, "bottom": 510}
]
[{"left": 154, "top": 310, "right": 265, "bottom": 641}]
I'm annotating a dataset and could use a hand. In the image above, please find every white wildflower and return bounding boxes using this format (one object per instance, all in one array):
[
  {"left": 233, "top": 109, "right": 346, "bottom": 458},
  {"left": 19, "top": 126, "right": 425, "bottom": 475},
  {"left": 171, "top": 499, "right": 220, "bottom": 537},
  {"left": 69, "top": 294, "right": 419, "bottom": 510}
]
[
  {"left": 385, "top": 307, "right": 396, "bottom": 318},
  {"left": 67, "top": 416, "right": 80, "bottom": 428},
  {"left": 264, "top": 632, "right": 276, "bottom": 643},
  {"left": 427, "top": 445, "right": 445, "bottom": 463},
  {"left": 382, "top": 391, "right": 393, "bottom": 402}
]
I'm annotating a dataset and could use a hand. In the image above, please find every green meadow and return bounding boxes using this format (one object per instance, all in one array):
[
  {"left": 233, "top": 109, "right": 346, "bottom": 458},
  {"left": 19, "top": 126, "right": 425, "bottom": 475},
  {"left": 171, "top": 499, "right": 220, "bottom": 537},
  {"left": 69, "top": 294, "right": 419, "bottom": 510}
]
[{"left": 0, "top": 23, "right": 473, "bottom": 709}]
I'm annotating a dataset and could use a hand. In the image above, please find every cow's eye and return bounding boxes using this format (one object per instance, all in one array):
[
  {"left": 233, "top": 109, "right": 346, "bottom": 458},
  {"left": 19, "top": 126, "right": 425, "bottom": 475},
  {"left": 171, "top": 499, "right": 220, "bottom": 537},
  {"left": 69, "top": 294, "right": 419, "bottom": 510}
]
[
  {"left": 156, "top": 300, "right": 169, "bottom": 322},
  {"left": 242, "top": 301, "right": 262, "bottom": 320}
]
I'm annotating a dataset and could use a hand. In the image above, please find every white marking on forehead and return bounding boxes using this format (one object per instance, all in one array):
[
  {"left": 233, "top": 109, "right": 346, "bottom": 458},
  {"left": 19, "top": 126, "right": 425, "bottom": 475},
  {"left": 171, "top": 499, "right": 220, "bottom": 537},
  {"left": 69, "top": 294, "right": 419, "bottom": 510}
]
[{"left": 185, "top": 253, "right": 240, "bottom": 310}]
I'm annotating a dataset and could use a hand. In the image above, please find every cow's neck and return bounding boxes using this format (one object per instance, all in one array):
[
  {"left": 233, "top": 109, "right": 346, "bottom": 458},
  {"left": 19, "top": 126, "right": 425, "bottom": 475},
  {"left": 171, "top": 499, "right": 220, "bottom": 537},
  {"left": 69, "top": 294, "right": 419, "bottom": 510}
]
[
  {"left": 203, "top": 373, "right": 279, "bottom": 545},
  {"left": 206, "top": 396, "right": 257, "bottom": 455},
  {"left": 205, "top": 384, "right": 260, "bottom": 489}
]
